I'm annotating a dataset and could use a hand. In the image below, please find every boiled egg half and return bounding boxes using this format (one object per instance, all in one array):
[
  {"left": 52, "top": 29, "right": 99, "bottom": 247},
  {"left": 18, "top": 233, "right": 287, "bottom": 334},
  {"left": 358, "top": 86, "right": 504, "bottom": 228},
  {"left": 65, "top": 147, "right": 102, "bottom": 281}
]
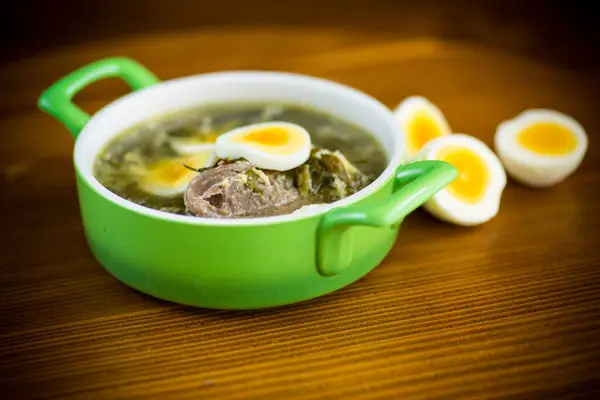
[
  {"left": 138, "top": 148, "right": 215, "bottom": 197},
  {"left": 215, "top": 122, "right": 311, "bottom": 171},
  {"left": 170, "top": 133, "right": 220, "bottom": 155},
  {"left": 494, "top": 109, "right": 588, "bottom": 188},
  {"left": 393, "top": 96, "right": 452, "bottom": 161},
  {"left": 415, "top": 134, "right": 507, "bottom": 226}
]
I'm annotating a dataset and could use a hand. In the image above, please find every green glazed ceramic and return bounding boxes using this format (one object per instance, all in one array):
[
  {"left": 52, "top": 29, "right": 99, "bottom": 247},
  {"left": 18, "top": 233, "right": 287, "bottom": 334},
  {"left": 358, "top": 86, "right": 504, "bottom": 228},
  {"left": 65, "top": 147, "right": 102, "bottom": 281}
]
[{"left": 38, "top": 57, "right": 457, "bottom": 310}]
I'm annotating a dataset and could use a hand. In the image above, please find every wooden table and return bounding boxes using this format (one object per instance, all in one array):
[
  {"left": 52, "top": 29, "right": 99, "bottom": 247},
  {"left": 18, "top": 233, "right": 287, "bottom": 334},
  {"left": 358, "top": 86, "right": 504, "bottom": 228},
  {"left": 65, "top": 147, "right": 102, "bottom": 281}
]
[{"left": 2, "top": 3, "right": 600, "bottom": 398}]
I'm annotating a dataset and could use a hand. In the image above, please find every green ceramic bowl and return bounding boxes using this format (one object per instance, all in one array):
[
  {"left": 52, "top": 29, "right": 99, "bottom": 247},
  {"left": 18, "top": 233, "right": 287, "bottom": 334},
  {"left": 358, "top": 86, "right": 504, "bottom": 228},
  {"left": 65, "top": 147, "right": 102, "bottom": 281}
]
[{"left": 38, "top": 57, "right": 457, "bottom": 310}]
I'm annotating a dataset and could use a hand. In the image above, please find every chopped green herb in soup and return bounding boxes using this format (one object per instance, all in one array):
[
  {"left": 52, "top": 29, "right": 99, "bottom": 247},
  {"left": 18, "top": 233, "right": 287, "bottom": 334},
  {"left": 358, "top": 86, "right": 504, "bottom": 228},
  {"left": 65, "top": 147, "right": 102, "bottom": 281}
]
[{"left": 94, "top": 103, "right": 387, "bottom": 218}]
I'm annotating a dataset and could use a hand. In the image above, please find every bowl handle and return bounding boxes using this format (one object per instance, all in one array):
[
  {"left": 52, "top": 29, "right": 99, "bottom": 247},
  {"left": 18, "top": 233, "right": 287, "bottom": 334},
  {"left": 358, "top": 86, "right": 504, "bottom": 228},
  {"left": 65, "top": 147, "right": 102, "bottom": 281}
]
[
  {"left": 316, "top": 160, "right": 457, "bottom": 277},
  {"left": 37, "top": 57, "right": 160, "bottom": 138}
]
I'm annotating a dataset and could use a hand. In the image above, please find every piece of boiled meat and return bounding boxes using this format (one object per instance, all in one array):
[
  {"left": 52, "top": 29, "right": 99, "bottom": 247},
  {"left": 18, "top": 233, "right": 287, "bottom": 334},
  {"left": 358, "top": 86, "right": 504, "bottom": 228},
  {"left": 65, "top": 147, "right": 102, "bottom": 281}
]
[{"left": 184, "top": 160, "right": 308, "bottom": 218}]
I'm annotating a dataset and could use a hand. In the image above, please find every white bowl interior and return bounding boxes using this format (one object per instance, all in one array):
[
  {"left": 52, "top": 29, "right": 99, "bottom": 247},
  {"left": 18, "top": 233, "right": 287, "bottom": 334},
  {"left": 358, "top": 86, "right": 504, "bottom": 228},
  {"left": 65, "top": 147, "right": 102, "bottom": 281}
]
[{"left": 75, "top": 71, "right": 404, "bottom": 225}]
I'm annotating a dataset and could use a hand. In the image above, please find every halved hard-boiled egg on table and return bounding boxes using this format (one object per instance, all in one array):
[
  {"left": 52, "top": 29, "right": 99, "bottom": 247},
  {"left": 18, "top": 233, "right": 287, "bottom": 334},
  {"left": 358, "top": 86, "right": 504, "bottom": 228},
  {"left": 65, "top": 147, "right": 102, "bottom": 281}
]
[
  {"left": 215, "top": 121, "right": 311, "bottom": 171},
  {"left": 415, "top": 134, "right": 507, "bottom": 226},
  {"left": 138, "top": 149, "right": 216, "bottom": 197},
  {"left": 393, "top": 96, "right": 452, "bottom": 161},
  {"left": 494, "top": 109, "right": 588, "bottom": 188}
]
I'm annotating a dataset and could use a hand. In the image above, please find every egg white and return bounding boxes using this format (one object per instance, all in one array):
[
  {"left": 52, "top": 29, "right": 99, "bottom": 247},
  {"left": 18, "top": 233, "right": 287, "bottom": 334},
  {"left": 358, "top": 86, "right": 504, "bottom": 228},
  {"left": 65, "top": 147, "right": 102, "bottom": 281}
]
[
  {"left": 416, "top": 134, "right": 507, "bottom": 226},
  {"left": 204, "top": 150, "right": 219, "bottom": 168},
  {"left": 393, "top": 96, "right": 452, "bottom": 161},
  {"left": 215, "top": 121, "right": 311, "bottom": 171},
  {"left": 494, "top": 109, "right": 588, "bottom": 188},
  {"left": 170, "top": 139, "right": 217, "bottom": 156}
]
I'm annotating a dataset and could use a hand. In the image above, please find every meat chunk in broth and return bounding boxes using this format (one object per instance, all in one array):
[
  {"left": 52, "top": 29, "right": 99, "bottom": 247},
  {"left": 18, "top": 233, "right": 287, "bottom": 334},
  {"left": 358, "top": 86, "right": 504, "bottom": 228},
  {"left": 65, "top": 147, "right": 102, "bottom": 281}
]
[
  {"left": 184, "top": 148, "right": 372, "bottom": 219},
  {"left": 184, "top": 160, "right": 308, "bottom": 218}
]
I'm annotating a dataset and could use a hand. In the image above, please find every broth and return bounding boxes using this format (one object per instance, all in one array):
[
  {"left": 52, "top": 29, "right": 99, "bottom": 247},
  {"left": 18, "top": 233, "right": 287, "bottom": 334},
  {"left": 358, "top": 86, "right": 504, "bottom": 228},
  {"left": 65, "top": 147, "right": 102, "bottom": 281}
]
[{"left": 94, "top": 102, "right": 388, "bottom": 217}]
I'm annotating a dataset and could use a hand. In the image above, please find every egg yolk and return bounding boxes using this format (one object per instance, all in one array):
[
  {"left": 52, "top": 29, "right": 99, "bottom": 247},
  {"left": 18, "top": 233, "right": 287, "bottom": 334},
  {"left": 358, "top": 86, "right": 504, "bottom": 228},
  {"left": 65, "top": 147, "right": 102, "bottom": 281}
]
[
  {"left": 437, "top": 146, "right": 490, "bottom": 203},
  {"left": 203, "top": 133, "right": 220, "bottom": 143},
  {"left": 146, "top": 159, "right": 192, "bottom": 185},
  {"left": 517, "top": 122, "right": 578, "bottom": 156},
  {"left": 145, "top": 154, "right": 205, "bottom": 186},
  {"left": 242, "top": 127, "right": 289, "bottom": 146},
  {"left": 232, "top": 126, "right": 306, "bottom": 154},
  {"left": 408, "top": 111, "right": 444, "bottom": 153}
]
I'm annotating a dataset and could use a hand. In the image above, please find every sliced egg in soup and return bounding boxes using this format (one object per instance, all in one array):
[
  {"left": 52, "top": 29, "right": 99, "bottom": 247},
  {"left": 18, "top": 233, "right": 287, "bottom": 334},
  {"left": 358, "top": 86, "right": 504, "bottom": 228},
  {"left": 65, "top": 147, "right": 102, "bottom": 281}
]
[
  {"left": 170, "top": 133, "right": 220, "bottom": 155},
  {"left": 415, "top": 134, "right": 507, "bottom": 226},
  {"left": 138, "top": 149, "right": 215, "bottom": 197},
  {"left": 215, "top": 122, "right": 311, "bottom": 171},
  {"left": 494, "top": 109, "right": 588, "bottom": 188},
  {"left": 393, "top": 96, "right": 452, "bottom": 161}
]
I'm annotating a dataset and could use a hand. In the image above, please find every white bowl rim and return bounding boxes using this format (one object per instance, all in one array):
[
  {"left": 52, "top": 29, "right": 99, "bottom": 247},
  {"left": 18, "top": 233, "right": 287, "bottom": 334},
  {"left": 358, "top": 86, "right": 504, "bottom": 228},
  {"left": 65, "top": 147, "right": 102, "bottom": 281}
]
[{"left": 74, "top": 70, "right": 404, "bottom": 227}]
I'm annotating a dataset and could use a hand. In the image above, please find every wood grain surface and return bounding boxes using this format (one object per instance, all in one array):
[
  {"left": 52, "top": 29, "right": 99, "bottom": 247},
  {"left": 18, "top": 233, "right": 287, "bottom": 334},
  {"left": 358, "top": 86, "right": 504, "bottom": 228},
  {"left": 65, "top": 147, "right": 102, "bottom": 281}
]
[{"left": 1, "top": 2, "right": 600, "bottom": 399}]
